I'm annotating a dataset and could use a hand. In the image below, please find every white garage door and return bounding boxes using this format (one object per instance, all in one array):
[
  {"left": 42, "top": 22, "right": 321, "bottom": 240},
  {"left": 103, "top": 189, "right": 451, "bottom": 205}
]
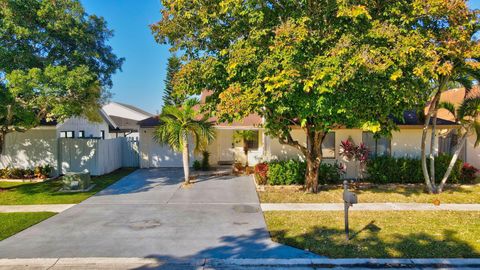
[{"left": 140, "top": 128, "right": 193, "bottom": 168}]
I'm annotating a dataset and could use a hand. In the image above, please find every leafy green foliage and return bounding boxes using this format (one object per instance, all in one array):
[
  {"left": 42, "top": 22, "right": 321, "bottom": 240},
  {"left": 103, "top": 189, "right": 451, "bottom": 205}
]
[
  {"left": 366, "top": 155, "right": 463, "bottom": 184},
  {"left": 200, "top": 151, "right": 210, "bottom": 171},
  {"left": 268, "top": 160, "right": 306, "bottom": 185},
  {"left": 0, "top": 0, "right": 123, "bottom": 152},
  {"left": 0, "top": 165, "right": 53, "bottom": 179},
  {"left": 318, "top": 163, "right": 343, "bottom": 185},
  {"left": 192, "top": 160, "right": 202, "bottom": 171}
]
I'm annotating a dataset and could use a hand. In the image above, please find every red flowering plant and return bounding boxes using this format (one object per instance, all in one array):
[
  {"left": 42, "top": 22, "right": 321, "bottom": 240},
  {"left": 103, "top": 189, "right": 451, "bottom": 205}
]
[
  {"left": 461, "top": 163, "right": 479, "bottom": 184},
  {"left": 339, "top": 139, "right": 369, "bottom": 180},
  {"left": 254, "top": 163, "right": 269, "bottom": 185}
]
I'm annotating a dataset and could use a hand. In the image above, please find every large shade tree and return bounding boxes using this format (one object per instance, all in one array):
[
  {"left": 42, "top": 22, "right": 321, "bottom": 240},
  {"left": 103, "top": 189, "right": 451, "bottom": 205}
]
[
  {"left": 152, "top": 0, "right": 432, "bottom": 192},
  {"left": 0, "top": 0, "right": 124, "bottom": 153},
  {"left": 154, "top": 99, "right": 215, "bottom": 184}
]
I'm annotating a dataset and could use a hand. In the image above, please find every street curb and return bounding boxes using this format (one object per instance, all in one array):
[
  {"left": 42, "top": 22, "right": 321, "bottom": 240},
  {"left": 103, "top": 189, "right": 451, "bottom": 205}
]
[{"left": 1, "top": 258, "right": 480, "bottom": 268}]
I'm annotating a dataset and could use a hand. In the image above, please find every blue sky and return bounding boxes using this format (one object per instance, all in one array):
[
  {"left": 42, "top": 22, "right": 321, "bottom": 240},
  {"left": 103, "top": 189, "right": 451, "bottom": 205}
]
[
  {"left": 81, "top": 0, "right": 166, "bottom": 115},
  {"left": 81, "top": 0, "right": 480, "bottom": 115}
]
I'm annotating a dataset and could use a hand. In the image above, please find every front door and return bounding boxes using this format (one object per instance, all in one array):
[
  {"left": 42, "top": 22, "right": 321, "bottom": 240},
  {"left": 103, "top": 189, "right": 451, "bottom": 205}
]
[{"left": 218, "top": 130, "right": 234, "bottom": 164}]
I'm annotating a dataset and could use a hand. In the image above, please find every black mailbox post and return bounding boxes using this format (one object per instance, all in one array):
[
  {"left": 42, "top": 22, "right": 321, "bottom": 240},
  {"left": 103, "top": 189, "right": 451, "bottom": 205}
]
[{"left": 343, "top": 180, "right": 358, "bottom": 240}]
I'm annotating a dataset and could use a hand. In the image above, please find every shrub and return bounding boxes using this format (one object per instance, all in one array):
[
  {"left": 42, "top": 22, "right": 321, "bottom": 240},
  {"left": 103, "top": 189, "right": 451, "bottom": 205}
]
[
  {"left": 0, "top": 165, "right": 54, "bottom": 179},
  {"left": 201, "top": 151, "right": 210, "bottom": 171},
  {"left": 366, "top": 154, "right": 463, "bottom": 184},
  {"left": 254, "top": 163, "right": 268, "bottom": 185},
  {"left": 34, "top": 164, "right": 53, "bottom": 179},
  {"left": 318, "top": 163, "right": 342, "bottom": 184},
  {"left": 193, "top": 160, "right": 201, "bottom": 171},
  {"left": 461, "top": 163, "right": 479, "bottom": 184},
  {"left": 268, "top": 160, "right": 306, "bottom": 185}
]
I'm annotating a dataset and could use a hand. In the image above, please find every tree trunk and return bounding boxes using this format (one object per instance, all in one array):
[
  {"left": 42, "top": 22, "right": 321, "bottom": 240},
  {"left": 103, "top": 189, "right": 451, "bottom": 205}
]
[
  {"left": 429, "top": 110, "right": 439, "bottom": 186},
  {"left": 304, "top": 128, "right": 324, "bottom": 193},
  {"left": 276, "top": 125, "right": 324, "bottom": 193},
  {"left": 437, "top": 133, "right": 468, "bottom": 193},
  {"left": 305, "top": 156, "right": 320, "bottom": 192},
  {"left": 243, "top": 142, "right": 249, "bottom": 168},
  {"left": 182, "top": 135, "right": 190, "bottom": 184},
  {"left": 421, "top": 92, "right": 441, "bottom": 194}
]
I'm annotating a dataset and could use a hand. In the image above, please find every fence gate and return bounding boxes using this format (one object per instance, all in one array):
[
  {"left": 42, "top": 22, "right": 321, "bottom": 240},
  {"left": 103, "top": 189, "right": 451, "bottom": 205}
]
[{"left": 122, "top": 137, "right": 139, "bottom": 168}]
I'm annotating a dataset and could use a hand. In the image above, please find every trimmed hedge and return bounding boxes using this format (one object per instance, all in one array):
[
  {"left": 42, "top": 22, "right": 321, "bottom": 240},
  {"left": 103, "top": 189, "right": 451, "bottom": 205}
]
[
  {"left": 267, "top": 160, "right": 342, "bottom": 185},
  {"left": 366, "top": 154, "right": 463, "bottom": 184},
  {"left": 268, "top": 160, "right": 306, "bottom": 185}
]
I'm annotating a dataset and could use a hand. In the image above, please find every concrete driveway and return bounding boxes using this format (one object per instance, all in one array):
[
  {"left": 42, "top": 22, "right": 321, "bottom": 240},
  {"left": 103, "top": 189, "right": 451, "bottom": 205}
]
[{"left": 0, "top": 169, "right": 316, "bottom": 260}]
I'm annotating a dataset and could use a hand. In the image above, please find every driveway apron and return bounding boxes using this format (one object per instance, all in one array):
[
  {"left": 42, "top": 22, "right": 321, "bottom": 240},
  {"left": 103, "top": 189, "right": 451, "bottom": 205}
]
[{"left": 0, "top": 168, "right": 316, "bottom": 259}]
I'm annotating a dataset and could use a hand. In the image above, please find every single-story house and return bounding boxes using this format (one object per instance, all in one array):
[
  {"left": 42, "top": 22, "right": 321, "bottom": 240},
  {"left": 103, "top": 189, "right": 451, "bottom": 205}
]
[{"left": 138, "top": 90, "right": 470, "bottom": 179}]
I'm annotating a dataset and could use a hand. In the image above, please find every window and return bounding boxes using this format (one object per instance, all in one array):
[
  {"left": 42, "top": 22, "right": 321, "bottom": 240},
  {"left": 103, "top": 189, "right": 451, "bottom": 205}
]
[
  {"left": 362, "top": 132, "right": 391, "bottom": 157},
  {"left": 246, "top": 131, "right": 259, "bottom": 150},
  {"left": 60, "top": 131, "right": 74, "bottom": 138},
  {"left": 100, "top": 130, "right": 105, "bottom": 140},
  {"left": 78, "top": 131, "right": 85, "bottom": 138},
  {"left": 322, "top": 132, "right": 336, "bottom": 158}
]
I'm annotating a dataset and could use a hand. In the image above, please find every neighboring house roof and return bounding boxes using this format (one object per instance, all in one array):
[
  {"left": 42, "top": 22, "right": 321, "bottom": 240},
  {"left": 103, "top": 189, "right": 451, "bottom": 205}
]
[
  {"left": 434, "top": 85, "right": 480, "bottom": 122},
  {"left": 109, "top": 115, "right": 141, "bottom": 132},
  {"left": 109, "top": 102, "right": 154, "bottom": 118},
  {"left": 393, "top": 110, "right": 456, "bottom": 126}
]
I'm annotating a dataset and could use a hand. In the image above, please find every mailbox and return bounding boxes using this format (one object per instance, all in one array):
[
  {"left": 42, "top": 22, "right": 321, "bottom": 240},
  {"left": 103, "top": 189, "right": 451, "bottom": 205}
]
[
  {"left": 343, "top": 191, "right": 358, "bottom": 205},
  {"left": 343, "top": 180, "right": 358, "bottom": 240}
]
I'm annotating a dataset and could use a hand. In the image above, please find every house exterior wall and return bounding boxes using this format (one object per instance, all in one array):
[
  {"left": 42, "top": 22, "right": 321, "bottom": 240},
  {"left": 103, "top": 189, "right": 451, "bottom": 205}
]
[
  {"left": 391, "top": 129, "right": 438, "bottom": 158},
  {"left": 0, "top": 128, "right": 59, "bottom": 175},
  {"left": 139, "top": 127, "right": 191, "bottom": 168},
  {"left": 56, "top": 117, "right": 111, "bottom": 139},
  {"left": 466, "top": 134, "right": 480, "bottom": 169}
]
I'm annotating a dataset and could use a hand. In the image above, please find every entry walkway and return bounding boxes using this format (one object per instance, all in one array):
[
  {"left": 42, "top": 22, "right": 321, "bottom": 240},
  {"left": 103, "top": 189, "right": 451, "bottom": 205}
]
[{"left": 0, "top": 169, "right": 316, "bottom": 260}]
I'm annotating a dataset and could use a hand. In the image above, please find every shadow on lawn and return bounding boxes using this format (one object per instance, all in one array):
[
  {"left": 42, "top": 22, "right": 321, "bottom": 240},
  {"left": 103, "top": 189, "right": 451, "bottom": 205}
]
[{"left": 270, "top": 224, "right": 480, "bottom": 258}]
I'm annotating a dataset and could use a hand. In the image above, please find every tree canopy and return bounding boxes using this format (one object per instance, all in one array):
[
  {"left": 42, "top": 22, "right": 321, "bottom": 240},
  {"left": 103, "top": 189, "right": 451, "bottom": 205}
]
[
  {"left": 0, "top": 0, "right": 124, "bottom": 152},
  {"left": 151, "top": 0, "right": 439, "bottom": 192}
]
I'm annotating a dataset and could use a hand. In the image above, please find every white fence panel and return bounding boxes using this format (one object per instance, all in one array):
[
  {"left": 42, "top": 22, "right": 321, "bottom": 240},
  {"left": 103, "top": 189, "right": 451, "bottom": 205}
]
[
  {"left": 59, "top": 138, "right": 99, "bottom": 175},
  {"left": 122, "top": 137, "right": 139, "bottom": 167},
  {"left": 96, "top": 138, "right": 123, "bottom": 175}
]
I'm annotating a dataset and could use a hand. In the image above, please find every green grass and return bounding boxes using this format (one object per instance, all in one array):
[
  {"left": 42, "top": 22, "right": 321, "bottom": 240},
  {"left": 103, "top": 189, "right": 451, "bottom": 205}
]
[
  {"left": 0, "top": 212, "right": 56, "bottom": 241},
  {"left": 265, "top": 211, "right": 480, "bottom": 258},
  {"left": 258, "top": 184, "right": 480, "bottom": 204},
  {"left": 0, "top": 168, "right": 135, "bottom": 205}
]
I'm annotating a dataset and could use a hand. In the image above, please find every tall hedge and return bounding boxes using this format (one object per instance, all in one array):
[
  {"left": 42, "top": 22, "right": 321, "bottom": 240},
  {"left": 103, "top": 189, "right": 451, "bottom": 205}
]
[{"left": 366, "top": 154, "right": 463, "bottom": 184}]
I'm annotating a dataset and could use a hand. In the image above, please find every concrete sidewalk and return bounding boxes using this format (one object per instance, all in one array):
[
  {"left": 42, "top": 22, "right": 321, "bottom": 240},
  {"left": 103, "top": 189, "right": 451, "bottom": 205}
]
[
  {"left": 261, "top": 203, "right": 480, "bottom": 211},
  {"left": 0, "top": 204, "right": 75, "bottom": 213},
  {"left": 1, "top": 257, "right": 479, "bottom": 270}
]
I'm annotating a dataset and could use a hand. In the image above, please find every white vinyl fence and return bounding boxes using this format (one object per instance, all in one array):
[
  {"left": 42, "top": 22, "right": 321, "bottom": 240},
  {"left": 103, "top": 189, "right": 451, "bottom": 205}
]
[
  {"left": 1, "top": 134, "right": 139, "bottom": 176},
  {"left": 58, "top": 137, "right": 139, "bottom": 175}
]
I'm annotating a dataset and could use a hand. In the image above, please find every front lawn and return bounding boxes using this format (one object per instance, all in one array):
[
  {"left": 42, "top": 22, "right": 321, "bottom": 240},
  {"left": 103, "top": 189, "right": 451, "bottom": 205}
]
[
  {"left": 258, "top": 184, "right": 480, "bottom": 204},
  {"left": 0, "top": 212, "right": 56, "bottom": 241},
  {"left": 0, "top": 168, "right": 135, "bottom": 205},
  {"left": 265, "top": 211, "right": 480, "bottom": 258}
]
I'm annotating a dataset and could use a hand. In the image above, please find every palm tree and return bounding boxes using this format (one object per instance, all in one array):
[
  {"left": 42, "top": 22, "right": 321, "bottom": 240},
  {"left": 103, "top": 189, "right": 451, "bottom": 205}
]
[
  {"left": 233, "top": 130, "right": 257, "bottom": 167},
  {"left": 154, "top": 99, "right": 215, "bottom": 184},
  {"left": 436, "top": 96, "right": 480, "bottom": 192}
]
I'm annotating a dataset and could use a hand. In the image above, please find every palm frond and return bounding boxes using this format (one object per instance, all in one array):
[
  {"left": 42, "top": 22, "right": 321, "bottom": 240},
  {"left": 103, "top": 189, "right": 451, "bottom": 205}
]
[
  {"left": 154, "top": 98, "right": 215, "bottom": 154},
  {"left": 458, "top": 96, "right": 480, "bottom": 120},
  {"left": 438, "top": 101, "right": 457, "bottom": 121}
]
